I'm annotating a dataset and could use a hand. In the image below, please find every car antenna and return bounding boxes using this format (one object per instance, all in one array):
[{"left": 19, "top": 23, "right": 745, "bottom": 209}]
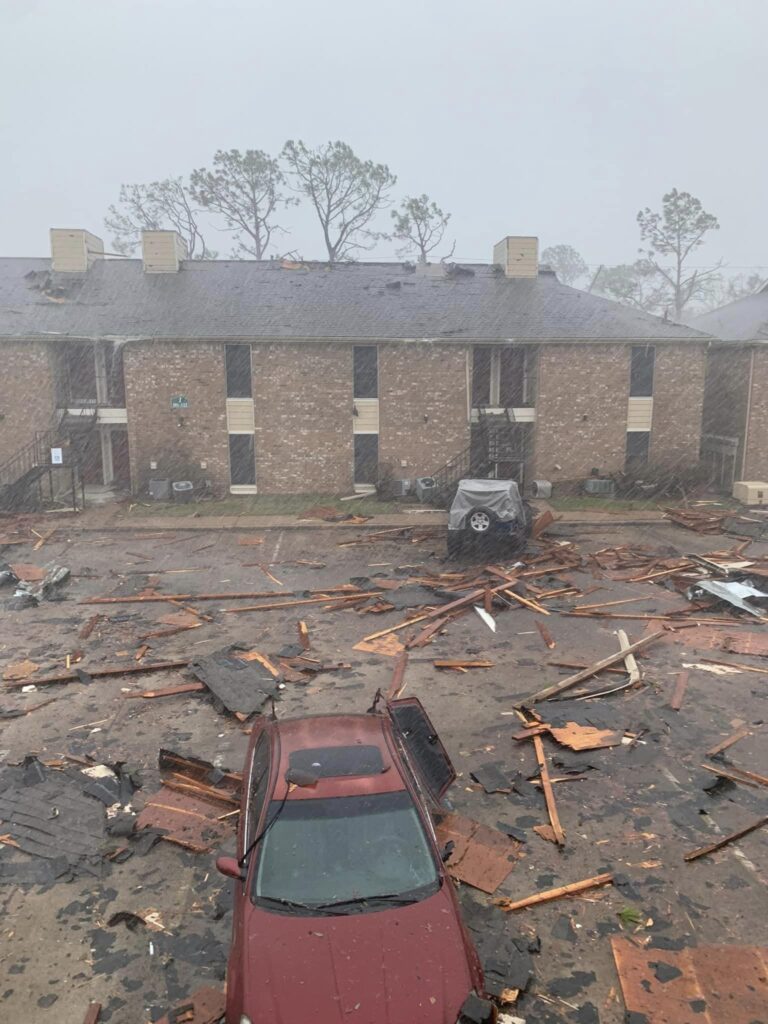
[
  {"left": 366, "top": 688, "right": 385, "bottom": 714},
  {"left": 237, "top": 768, "right": 318, "bottom": 870}
]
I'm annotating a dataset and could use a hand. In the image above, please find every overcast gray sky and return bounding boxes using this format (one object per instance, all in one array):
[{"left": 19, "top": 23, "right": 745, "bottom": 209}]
[{"left": 2, "top": 0, "right": 766, "bottom": 271}]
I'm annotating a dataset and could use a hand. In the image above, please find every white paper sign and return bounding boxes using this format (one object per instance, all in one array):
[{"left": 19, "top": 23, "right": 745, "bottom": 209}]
[{"left": 50, "top": 447, "right": 63, "bottom": 465}]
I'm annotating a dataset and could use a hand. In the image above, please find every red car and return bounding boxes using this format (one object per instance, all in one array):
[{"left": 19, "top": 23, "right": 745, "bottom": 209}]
[{"left": 216, "top": 697, "right": 484, "bottom": 1023}]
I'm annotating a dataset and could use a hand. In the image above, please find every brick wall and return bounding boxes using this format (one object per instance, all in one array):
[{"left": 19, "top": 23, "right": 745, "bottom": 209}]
[
  {"left": 533, "top": 344, "right": 630, "bottom": 484},
  {"left": 650, "top": 345, "right": 707, "bottom": 468},
  {"left": 744, "top": 348, "right": 768, "bottom": 479},
  {"left": 0, "top": 341, "right": 56, "bottom": 463},
  {"left": 251, "top": 343, "right": 353, "bottom": 493},
  {"left": 123, "top": 341, "right": 229, "bottom": 493},
  {"left": 378, "top": 343, "right": 470, "bottom": 479}
]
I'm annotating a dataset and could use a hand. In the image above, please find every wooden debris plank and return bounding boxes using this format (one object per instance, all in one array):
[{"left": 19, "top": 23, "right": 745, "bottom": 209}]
[
  {"left": 700, "top": 657, "right": 767, "bottom": 676},
  {"left": 701, "top": 763, "right": 768, "bottom": 789},
  {"left": 670, "top": 670, "right": 689, "bottom": 711},
  {"left": 532, "top": 734, "right": 565, "bottom": 845},
  {"left": 526, "top": 631, "right": 664, "bottom": 703},
  {"left": 546, "top": 659, "right": 627, "bottom": 676},
  {"left": 706, "top": 727, "right": 752, "bottom": 758},
  {"left": 611, "top": 936, "right": 768, "bottom": 1024},
  {"left": 82, "top": 1003, "right": 101, "bottom": 1024},
  {"left": 224, "top": 592, "right": 382, "bottom": 614},
  {"left": 433, "top": 659, "right": 493, "bottom": 669},
  {"left": 405, "top": 616, "right": 449, "bottom": 649},
  {"left": 79, "top": 614, "right": 103, "bottom": 640},
  {"left": 548, "top": 722, "right": 623, "bottom": 751},
  {"left": 535, "top": 621, "right": 556, "bottom": 649},
  {"left": 503, "top": 588, "right": 550, "bottom": 615},
  {"left": 126, "top": 682, "right": 206, "bottom": 700},
  {"left": 573, "top": 596, "right": 654, "bottom": 612},
  {"left": 237, "top": 650, "right": 282, "bottom": 678},
  {"left": 684, "top": 815, "right": 768, "bottom": 862},
  {"left": 617, "top": 629, "right": 641, "bottom": 684},
  {"left": 495, "top": 872, "right": 613, "bottom": 911},
  {"left": 297, "top": 620, "right": 310, "bottom": 650},
  {"left": 386, "top": 651, "right": 409, "bottom": 700},
  {"left": 32, "top": 527, "right": 57, "bottom": 551},
  {"left": 5, "top": 659, "right": 189, "bottom": 689},
  {"left": 139, "top": 623, "right": 202, "bottom": 641},
  {"left": 135, "top": 644, "right": 150, "bottom": 661},
  {"left": 436, "top": 812, "right": 521, "bottom": 894}
]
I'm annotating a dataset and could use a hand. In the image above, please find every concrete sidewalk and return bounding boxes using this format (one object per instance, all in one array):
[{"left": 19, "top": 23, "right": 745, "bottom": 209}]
[{"left": 42, "top": 503, "right": 669, "bottom": 533}]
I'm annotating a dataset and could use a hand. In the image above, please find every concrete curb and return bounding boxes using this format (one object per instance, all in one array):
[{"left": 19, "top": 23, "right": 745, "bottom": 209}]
[{"left": 20, "top": 508, "right": 674, "bottom": 534}]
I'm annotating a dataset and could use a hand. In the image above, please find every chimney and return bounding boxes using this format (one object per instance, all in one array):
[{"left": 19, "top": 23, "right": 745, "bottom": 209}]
[
  {"left": 141, "top": 230, "right": 188, "bottom": 273},
  {"left": 50, "top": 229, "right": 104, "bottom": 272},
  {"left": 493, "top": 236, "right": 538, "bottom": 278}
]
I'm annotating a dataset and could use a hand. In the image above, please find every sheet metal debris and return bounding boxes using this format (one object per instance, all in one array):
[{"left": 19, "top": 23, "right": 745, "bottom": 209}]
[
  {"left": 611, "top": 936, "right": 768, "bottom": 1023},
  {"left": 687, "top": 579, "right": 768, "bottom": 618}
]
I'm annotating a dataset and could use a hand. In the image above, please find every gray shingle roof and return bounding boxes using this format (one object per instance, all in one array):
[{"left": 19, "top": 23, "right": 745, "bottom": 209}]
[
  {"left": 0, "top": 257, "right": 709, "bottom": 343},
  {"left": 689, "top": 284, "right": 768, "bottom": 341}
]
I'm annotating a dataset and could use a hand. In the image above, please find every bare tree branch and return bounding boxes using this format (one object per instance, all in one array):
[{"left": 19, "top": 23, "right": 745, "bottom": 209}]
[
  {"left": 391, "top": 194, "right": 450, "bottom": 262},
  {"left": 105, "top": 178, "right": 216, "bottom": 258},
  {"left": 282, "top": 140, "right": 396, "bottom": 262},
  {"left": 190, "top": 149, "right": 292, "bottom": 259}
]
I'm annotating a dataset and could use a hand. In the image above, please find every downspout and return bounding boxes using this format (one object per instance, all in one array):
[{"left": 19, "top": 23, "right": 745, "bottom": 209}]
[{"left": 741, "top": 347, "right": 755, "bottom": 480}]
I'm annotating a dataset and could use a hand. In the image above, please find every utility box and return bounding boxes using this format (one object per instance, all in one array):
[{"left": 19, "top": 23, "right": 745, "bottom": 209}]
[
  {"left": 583, "top": 478, "right": 615, "bottom": 496},
  {"left": 733, "top": 481, "right": 768, "bottom": 506},
  {"left": 148, "top": 479, "right": 171, "bottom": 501}
]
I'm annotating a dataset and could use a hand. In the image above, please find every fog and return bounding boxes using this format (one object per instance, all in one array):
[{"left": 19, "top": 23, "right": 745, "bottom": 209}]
[{"left": 2, "top": 0, "right": 766, "bottom": 272}]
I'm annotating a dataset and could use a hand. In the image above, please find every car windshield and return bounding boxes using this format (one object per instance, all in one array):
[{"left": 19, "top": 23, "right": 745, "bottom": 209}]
[{"left": 252, "top": 790, "right": 439, "bottom": 913}]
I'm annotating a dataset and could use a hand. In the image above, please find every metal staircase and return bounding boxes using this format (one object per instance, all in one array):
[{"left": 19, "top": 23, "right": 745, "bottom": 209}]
[
  {"left": 425, "top": 408, "right": 530, "bottom": 508},
  {"left": 0, "top": 429, "right": 60, "bottom": 511},
  {"left": 0, "top": 407, "right": 89, "bottom": 512}
]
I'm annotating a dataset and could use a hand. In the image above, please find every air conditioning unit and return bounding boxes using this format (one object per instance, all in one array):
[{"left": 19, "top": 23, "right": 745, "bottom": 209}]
[
  {"left": 389, "top": 479, "right": 411, "bottom": 497},
  {"left": 733, "top": 481, "right": 768, "bottom": 506},
  {"left": 583, "top": 478, "right": 615, "bottom": 496}
]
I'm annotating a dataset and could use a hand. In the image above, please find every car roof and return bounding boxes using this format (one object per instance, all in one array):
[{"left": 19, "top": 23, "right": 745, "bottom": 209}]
[{"left": 271, "top": 713, "right": 406, "bottom": 801}]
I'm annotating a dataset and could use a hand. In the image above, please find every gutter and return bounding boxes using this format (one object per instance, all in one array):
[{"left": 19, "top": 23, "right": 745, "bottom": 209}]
[{"left": 741, "top": 348, "right": 756, "bottom": 479}]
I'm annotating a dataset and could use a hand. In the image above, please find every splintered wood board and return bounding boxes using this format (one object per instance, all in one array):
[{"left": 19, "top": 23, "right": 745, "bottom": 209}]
[{"left": 436, "top": 812, "right": 521, "bottom": 894}]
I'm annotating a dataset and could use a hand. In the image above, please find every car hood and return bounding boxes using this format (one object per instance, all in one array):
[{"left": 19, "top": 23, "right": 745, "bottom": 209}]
[{"left": 239, "top": 887, "right": 475, "bottom": 1023}]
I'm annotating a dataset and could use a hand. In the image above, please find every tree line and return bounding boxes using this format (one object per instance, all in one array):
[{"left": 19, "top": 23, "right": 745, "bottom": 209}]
[
  {"left": 105, "top": 141, "right": 450, "bottom": 264},
  {"left": 543, "top": 189, "right": 763, "bottom": 319},
  {"left": 104, "top": 145, "right": 761, "bottom": 319}
]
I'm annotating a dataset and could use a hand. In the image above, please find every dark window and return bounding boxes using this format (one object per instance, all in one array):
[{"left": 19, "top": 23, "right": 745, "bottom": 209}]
[
  {"left": 226, "top": 344, "right": 253, "bottom": 398},
  {"left": 353, "top": 346, "right": 378, "bottom": 398},
  {"left": 64, "top": 341, "right": 97, "bottom": 404},
  {"left": 630, "top": 346, "right": 655, "bottom": 397},
  {"left": 499, "top": 347, "right": 526, "bottom": 407},
  {"left": 472, "top": 346, "right": 491, "bottom": 406},
  {"left": 246, "top": 733, "right": 271, "bottom": 846},
  {"left": 289, "top": 745, "right": 384, "bottom": 778},
  {"left": 354, "top": 434, "right": 378, "bottom": 484},
  {"left": 626, "top": 431, "right": 650, "bottom": 469},
  {"left": 252, "top": 792, "right": 439, "bottom": 911},
  {"left": 104, "top": 343, "right": 126, "bottom": 406},
  {"left": 229, "top": 434, "right": 256, "bottom": 486}
]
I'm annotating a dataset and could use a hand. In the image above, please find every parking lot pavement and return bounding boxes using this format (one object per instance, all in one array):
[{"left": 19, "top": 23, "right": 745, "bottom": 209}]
[{"left": 0, "top": 517, "right": 766, "bottom": 1022}]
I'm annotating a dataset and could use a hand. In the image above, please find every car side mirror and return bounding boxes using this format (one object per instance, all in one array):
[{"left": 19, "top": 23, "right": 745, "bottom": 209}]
[
  {"left": 216, "top": 855, "right": 246, "bottom": 882},
  {"left": 441, "top": 840, "right": 455, "bottom": 863}
]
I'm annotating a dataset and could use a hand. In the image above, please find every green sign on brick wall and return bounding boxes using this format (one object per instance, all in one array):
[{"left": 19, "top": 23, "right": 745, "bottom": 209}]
[{"left": 171, "top": 395, "right": 189, "bottom": 410}]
